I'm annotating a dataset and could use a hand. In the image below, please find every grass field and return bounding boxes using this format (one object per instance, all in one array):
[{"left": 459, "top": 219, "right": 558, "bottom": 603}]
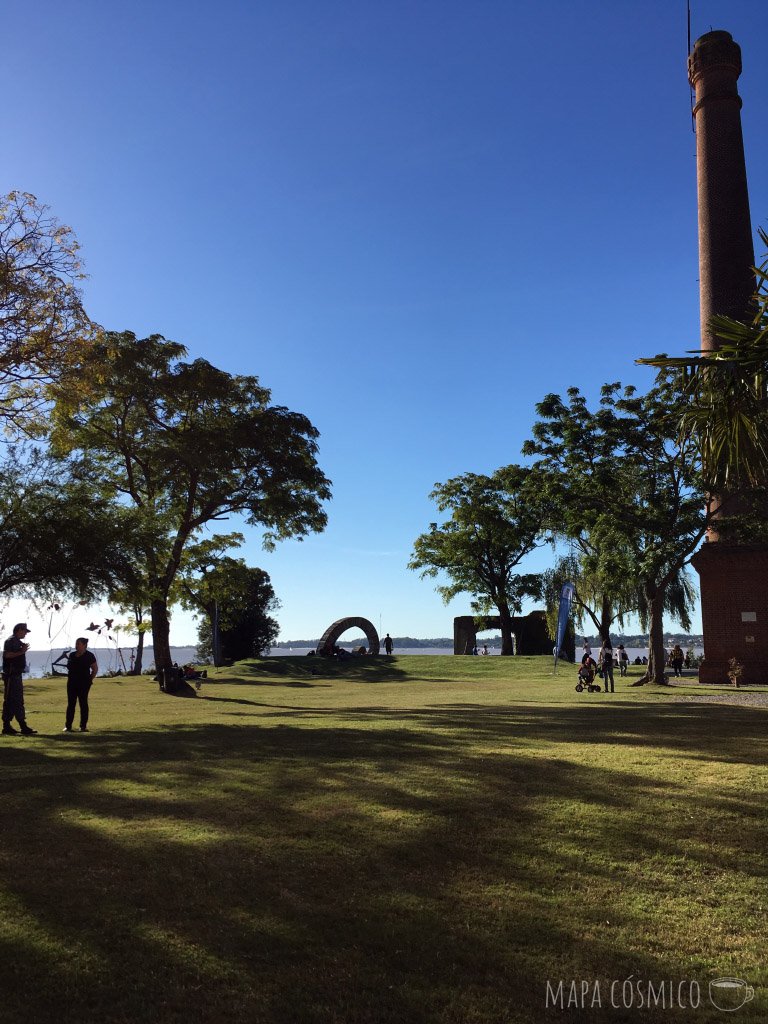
[{"left": 0, "top": 655, "right": 765, "bottom": 1024}]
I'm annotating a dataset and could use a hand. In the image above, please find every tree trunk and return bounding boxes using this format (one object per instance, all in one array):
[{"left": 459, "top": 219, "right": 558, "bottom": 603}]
[
  {"left": 598, "top": 595, "right": 612, "bottom": 643},
  {"left": 133, "top": 629, "right": 145, "bottom": 675},
  {"left": 151, "top": 597, "right": 174, "bottom": 683},
  {"left": 634, "top": 584, "right": 668, "bottom": 685},
  {"left": 498, "top": 603, "right": 515, "bottom": 655}
]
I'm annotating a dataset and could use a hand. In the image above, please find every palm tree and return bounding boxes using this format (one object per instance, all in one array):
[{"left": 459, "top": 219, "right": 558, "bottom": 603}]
[{"left": 639, "top": 228, "right": 768, "bottom": 497}]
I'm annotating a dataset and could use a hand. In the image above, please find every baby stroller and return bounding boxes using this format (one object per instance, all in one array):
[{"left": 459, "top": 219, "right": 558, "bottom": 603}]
[{"left": 576, "top": 658, "right": 601, "bottom": 693}]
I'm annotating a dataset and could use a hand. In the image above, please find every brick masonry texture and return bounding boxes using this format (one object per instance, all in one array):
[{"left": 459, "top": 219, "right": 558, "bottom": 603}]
[{"left": 693, "top": 545, "right": 768, "bottom": 684}]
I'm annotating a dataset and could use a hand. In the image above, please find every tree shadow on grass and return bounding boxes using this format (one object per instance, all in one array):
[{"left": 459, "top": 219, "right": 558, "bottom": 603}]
[
  {"left": 208, "top": 678, "right": 332, "bottom": 689},
  {"left": 0, "top": 711, "right": 765, "bottom": 1023},
  {"left": 256, "top": 700, "right": 768, "bottom": 767},
  {"left": 200, "top": 695, "right": 297, "bottom": 708},
  {"left": 238, "top": 656, "right": 409, "bottom": 684}
]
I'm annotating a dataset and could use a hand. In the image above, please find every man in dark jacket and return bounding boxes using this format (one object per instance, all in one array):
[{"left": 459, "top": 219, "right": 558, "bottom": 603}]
[
  {"left": 2, "top": 623, "right": 36, "bottom": 735},
  {"left": 64, "top": 637, "right": 99, "bottom": 733}
]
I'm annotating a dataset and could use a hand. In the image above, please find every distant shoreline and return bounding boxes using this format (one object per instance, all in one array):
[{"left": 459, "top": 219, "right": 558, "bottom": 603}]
[{"left": 275, "top": 634, "right": 705, "bottom": 650}]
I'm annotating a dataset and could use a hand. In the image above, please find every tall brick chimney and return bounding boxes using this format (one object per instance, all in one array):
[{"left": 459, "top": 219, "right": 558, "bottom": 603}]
[
  {"left": 688, "top": 31, "right": 755, "bottom": 348},
  {"left": 688, "top": 31, "right": 768, "bottom": 685}
]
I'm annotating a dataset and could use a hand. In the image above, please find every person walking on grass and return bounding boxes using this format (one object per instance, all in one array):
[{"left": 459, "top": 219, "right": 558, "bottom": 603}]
[
  {"left": 64, "top": 637, "right": 98, "bottom": 733},
  {"left": 2, "top": 623, "right": 36, "bottom": 735},
  {"left": 383, "top": 633, "right": 394, "bottom": 656},
  {"left": 599, "top": 638, "right": 615, "bottom": 693},
  {"left": 670, "top": 643, "right": 685, "bottom": 678}
]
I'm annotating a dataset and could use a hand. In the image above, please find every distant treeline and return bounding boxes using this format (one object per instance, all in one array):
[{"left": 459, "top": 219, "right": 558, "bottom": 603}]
[
  {"left": 274, "top": 637, "right": 458, "bottom": 649},
  {"left": 579, "top": 634, "right": 704, "bottom": 647},
  {"left": 275, "top": 633, "right": 706, "bottom": 650}
]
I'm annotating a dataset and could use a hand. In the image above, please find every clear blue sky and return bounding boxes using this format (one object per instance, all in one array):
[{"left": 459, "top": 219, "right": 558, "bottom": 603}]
[{"left": 4, "top": 0, "right": 767, "bottom": 646}]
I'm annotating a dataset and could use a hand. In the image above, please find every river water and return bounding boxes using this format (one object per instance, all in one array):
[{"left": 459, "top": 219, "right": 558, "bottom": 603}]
[
  {"left": 22, "top": 645, "right": 704, "bottom": 679},
  {"left": 270, "top": 646, "right": 704, "bottom": 661},
  {"left": 21, "top": 646, "right": 200, "bottom": 680}
]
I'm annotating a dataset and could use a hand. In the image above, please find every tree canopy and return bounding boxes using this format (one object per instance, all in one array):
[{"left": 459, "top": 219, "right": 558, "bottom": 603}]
[
  {"left": 0, "top": 192, "right": 93, "bottom": 430},
  {"left": 0, "top": 445, "right": 141, "bottom": 602}
]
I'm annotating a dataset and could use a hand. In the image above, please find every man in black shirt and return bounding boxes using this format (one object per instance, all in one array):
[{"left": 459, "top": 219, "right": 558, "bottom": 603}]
[
  {"left": 64, "top": 637, "right": 98, "bottom": 733},
  {"left": 2, "top": 623, "right": 36, "bottom": 735}
]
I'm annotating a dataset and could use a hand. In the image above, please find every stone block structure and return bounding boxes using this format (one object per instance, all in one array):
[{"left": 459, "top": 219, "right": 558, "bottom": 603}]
[{"left": 453, "top": 611, "right": 572, "bottom": 659}]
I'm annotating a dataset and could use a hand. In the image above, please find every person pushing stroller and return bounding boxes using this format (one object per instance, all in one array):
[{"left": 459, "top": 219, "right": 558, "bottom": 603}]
[{"left": 576, "top": 654, "right": 601, "bottom": 693}]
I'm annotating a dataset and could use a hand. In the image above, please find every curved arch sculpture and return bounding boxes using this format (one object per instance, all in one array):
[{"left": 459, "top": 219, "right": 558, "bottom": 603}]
[{"left": 317, "top": 617, "right": 380, "bottom": 656}]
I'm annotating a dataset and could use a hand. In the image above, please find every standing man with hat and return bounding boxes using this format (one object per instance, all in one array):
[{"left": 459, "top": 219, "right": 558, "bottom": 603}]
[{"left": 2, "top": 623, "right": 37, "bottom": 735}]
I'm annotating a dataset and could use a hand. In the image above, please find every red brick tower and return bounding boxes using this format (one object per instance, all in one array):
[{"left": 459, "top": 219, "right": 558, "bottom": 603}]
[{"left": 688, "top": 31, "right": 768, "bottom": 685}]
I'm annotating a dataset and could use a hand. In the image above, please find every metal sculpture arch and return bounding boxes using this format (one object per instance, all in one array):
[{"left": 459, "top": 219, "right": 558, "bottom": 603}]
[{"left": 317, "top": 617, "right": 380, "bottom": 656}]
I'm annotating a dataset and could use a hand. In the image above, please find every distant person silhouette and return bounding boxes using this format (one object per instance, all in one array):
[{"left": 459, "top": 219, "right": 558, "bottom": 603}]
[{"left": 383, "top": 633, "right": 393, "bottom": 655}]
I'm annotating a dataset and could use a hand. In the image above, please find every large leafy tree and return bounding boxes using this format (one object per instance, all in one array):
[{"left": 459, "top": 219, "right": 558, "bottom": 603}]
[
  {"left": 0, "top": 192, "right": 93, "bottom": 430},
  {"left": 409, "top": 466, "right": 549, "bottom": 654},
  {"left": 523, "top": 383, "right": 706, "bottom": 684},
  {"left": 51, "top": 331, "right": 331, "bottom": 677}
]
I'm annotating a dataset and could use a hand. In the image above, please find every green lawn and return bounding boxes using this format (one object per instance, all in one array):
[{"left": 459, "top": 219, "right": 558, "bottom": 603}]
[{"left": 0, "top": 656, "right": 765, "bottom": 1023}]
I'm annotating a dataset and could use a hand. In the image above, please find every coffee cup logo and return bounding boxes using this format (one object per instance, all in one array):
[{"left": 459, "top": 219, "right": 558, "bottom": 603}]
[{"left": 709, "top": 977, "right": 754, "bottom": 1012}]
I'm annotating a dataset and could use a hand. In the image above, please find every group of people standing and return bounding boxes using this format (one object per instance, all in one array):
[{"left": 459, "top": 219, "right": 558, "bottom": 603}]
[
  {"left": 2, "top": 623, "right": 98, "bottom": 736},
  {"left": 580, "top": 638, "right": 692, "bottom": 688},
  {"left": 580, "top": 638, "right": 630, "bottom": 693}
]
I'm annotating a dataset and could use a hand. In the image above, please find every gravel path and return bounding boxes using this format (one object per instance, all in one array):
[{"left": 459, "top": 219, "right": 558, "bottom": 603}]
[{"left": 671, "top": 690, "right": 768, "bottom": 707}]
